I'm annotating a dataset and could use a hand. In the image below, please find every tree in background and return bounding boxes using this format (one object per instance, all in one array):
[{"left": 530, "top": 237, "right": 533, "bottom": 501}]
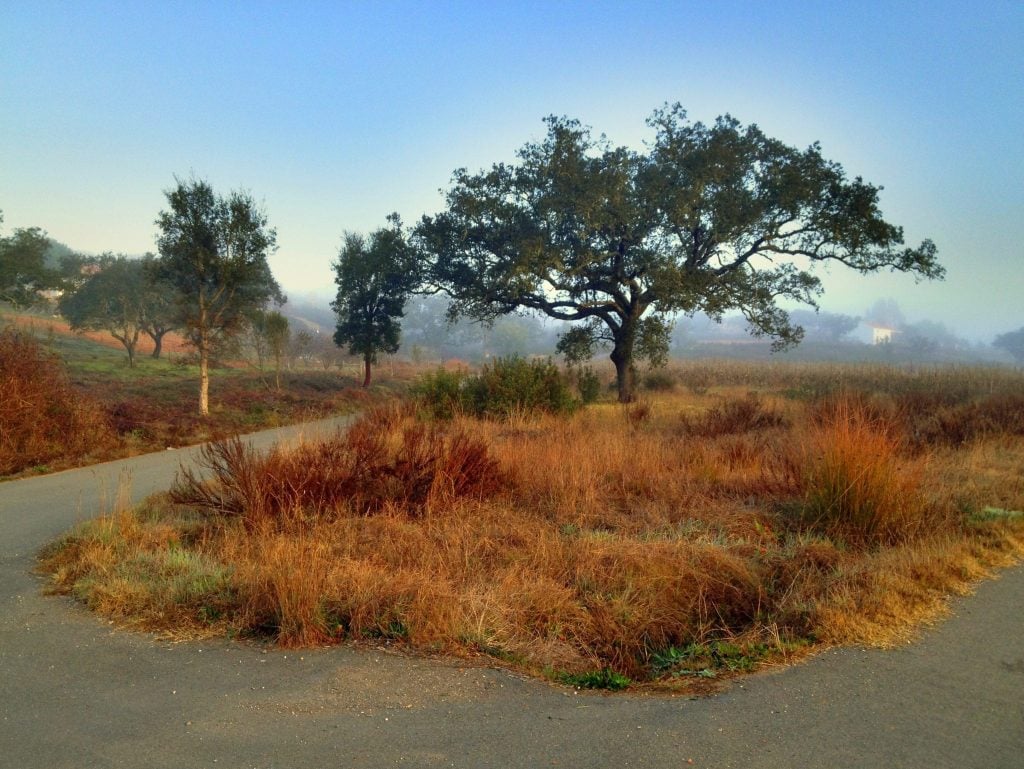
[
  {"left": 993, "top": 328, "right": 1024, "bottom": 364},
  {"left": 136, "top": 254, "right": 180, "bottom": 359},
  {"left": 244, "top": 308, "right": 290, "bottom": 390},
  {"left": 58, "top": 255, "right": 148, "bottom": 366},
  {"left": 290, "top": 328, "right": 315, "bottom": 368},
  {"left": 332, "top": 216, "right": 418, "bottom": 387},
  {"left": 788, "top": 309, "right": 861, "bottom": 342},
  {"left": 154, "top": 178, "right": 283, "bottom": 415},
  {"left": 415, "top": 106, "right": 943, "bottom": 402},
  {"left": 0, "top": 213, "right": 62, "bottom": 308}
]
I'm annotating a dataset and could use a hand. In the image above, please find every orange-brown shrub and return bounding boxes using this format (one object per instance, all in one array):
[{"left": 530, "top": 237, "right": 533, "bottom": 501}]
[
  {"left": 0, "top": 328, "right": 114, "bottom": 475},
  {"left": 170, "top": 404, "right": 503, "bottom": 526},
  {"left": 798, "top": 396, "right": 935, "bottom": 547},
  {"left": 679, "top": 393, "right": 787, "bottom": 437}
]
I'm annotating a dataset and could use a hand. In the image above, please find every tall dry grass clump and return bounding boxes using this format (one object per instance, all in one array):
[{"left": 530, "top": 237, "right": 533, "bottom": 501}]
[
  {"left": 799, "top": 396, "right": 933, "bottom": 546},
  {"left": 0, "top": 327, "right": 114, "bottom": 475},
  {"left": 170, "top": 403, "right": 502, "bottom": 526}
]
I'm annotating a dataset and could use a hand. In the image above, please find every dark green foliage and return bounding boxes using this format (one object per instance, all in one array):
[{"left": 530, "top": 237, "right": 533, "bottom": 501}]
[
  {"left": 153, "top": 178, "right": 282, "bottom": 414},
  {"left": 331, "top": 216, "right": 418, "bottom": 387},
  {"left": 58, "top": 255, "right": 178, "bottom": 366},
  {"left": 0, "top": 216, "right": 62, "bottom": 307},
  {"left": 462, "top": 357, "right": 577, "bottom": 417},
  {"left": 413, "top": 368, "right": 466, "bottom": 419},
  {"left": 415, "top": 357, "right": 578, "bottom": 419},
  {"left": 415, "top": 105, "right": 941, "bottom": 402}
]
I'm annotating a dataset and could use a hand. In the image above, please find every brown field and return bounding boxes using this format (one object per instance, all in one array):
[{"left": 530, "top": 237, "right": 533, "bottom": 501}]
[{"left": 40, "top": 362, "right": 1024, "bottom": 690}]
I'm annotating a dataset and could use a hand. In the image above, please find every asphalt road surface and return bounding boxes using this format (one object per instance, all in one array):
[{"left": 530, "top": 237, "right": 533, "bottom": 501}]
[{"left": 2, "top": 417, "right": 1022, "bottom": 768}]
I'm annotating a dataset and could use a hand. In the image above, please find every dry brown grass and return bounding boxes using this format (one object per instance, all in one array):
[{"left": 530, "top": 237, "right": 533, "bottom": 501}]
[
  {"left": 0, "top": 327, "right": 116, "bottom": 474},
  {"left": 798, "top": 396, "right": 935, "bottom": 546},
  {"left": 40, "top": 370, "right": 1024, "bottom": 689}
]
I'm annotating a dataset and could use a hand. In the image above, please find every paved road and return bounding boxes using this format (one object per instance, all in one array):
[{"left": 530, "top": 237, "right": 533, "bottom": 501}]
[{"left": 1, "top": 418, "right": 1022, "bottom": 768}]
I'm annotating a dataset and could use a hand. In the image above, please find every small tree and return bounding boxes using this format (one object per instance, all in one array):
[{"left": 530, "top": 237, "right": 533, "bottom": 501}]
[
  {"left": 58, "top": 255, "right": 147, "bottom": 366},
  {"left": 415, "top": 106, "right": 943, "bottom": 402},
  {"left": 291, "top": 328, "right": 314, "bottom": 368},
  {"left": 154, "top": 178, "right": 283, "bottom": 415},
  {"left": 993, "top": 328, "right": 1024, "bottom": 364},
  {"left": 241, "top": 309, "right": 290, "bottom": 389},
  {"left": 331, "top": 216, "right": 418, "bottom": 387}
]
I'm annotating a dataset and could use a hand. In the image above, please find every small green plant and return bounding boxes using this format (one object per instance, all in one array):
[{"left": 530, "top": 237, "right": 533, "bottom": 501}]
[
  {"left": 559, "top": 668, "right": 631, "bottom": 691},
  {"left": 968, "top": 507, "right": 1024, "bottom": 524},
  {"left": 650, "top": 641, "right": 779, "bottom": 678}
]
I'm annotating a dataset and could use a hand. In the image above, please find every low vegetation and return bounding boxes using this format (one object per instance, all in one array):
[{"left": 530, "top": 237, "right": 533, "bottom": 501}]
[
  {"left": 0, "top": 327, "right": 115, "bottom": 475},
  {"left": 41, "top": 362, "right": 1024, "bottom": 691},
  {"left": 414, "top": 356, "right": 578, "bottom": 419},
  {"left": 0, "top": 314, "right": 381, "bottom": 477}
]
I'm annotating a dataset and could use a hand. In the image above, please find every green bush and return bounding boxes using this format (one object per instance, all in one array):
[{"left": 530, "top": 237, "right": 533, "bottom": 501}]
[
  {"left": 576, "top": 366, "right": 602, "bottom": 404},
  {"left": 415, "top": 357, "right": 578, "bottom": 419},
  {"left": 412, "top": 367, "right": 466, "bottom": 419}
]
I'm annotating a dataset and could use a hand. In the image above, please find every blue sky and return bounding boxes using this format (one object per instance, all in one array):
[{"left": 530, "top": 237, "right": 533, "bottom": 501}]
[{"left": 2, "top": 1, "right": 1021, "bottom": 339}]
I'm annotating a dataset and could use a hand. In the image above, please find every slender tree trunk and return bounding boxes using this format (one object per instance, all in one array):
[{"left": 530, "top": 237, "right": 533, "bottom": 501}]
[
  {"left": 362, "top": 354, "right": 372, "bottom": 388},
  {"left": 198, "top": 329, "right": 210, "bottom": 416},
  {"left": 115, "top": 331, "right": 138, "bottom": 368},
  {"left": 151, "top": 331, "right": 163, "bottom": 359}
]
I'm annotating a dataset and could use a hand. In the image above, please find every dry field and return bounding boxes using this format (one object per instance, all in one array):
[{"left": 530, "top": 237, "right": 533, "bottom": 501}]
[
  {"left": 0, "top": 322, "right": 380, "bottom": 477},
  {"left": 40, "top": 361, "right": 1024, "bottom": 690}
]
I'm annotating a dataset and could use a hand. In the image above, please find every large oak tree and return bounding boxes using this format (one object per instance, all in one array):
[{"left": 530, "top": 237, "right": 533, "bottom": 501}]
[
  {"left": 415, "top": 105, "right": 943, "bottom": 402},
  {"left": 154, "top": 179, "right": 283, "bottom": 415}
]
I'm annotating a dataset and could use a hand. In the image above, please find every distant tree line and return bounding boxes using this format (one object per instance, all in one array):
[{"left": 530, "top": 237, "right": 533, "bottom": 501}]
[{"left": 9, "top": 104, "right": 1024, "bottom": 412}]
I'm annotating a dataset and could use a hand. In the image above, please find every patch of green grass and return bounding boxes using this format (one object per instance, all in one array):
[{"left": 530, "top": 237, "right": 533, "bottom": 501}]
[
  {"left": 650, "top": 639, "right": 804, "bottom": 679},
  {"left": 557, "top": 668, "right": 632, "bottom": 691},
  {"left": 968, "top": 507, "right": 1024, "bottom": 524}
]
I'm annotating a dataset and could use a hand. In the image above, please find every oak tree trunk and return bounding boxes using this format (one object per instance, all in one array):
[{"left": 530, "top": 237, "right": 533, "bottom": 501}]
[{"left": 610, "top": 315, "right": 638, "bottom": 403}]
